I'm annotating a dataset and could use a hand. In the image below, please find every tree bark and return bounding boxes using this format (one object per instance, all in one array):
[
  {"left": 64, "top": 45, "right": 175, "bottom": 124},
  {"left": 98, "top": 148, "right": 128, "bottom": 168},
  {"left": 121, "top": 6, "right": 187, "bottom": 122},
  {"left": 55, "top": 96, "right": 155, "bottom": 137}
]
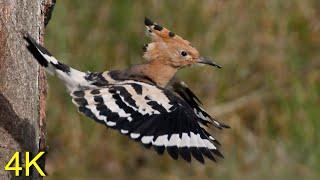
[{"left": 0, "top": 0, "right": 55, "bottom": 179}]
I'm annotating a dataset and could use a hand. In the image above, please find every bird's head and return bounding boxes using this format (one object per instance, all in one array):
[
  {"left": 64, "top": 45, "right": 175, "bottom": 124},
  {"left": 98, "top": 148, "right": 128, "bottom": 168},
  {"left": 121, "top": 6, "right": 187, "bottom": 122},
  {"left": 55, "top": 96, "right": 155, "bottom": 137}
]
[{"left": 143, "top": 17, "right": 221, "bottom": 69}]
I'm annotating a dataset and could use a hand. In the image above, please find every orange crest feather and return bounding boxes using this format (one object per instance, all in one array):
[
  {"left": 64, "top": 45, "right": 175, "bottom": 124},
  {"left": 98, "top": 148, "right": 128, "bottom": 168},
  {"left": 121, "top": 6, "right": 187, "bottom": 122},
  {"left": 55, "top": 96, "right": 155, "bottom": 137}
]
[{"left": 144, "top": 17, "right": 190, "bottom": 45}]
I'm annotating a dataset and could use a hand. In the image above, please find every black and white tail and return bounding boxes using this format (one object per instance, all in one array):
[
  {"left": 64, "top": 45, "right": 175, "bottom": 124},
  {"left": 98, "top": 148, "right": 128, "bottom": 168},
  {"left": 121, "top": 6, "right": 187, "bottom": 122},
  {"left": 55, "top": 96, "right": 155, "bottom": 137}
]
[{"left": 24, "top": 34, "right": 91, "bottom": 91}]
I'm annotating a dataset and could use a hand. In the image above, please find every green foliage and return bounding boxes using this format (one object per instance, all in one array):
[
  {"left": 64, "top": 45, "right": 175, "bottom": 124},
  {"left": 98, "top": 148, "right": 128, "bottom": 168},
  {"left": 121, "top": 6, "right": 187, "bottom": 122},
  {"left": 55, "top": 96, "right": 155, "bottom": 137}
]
[{"left": 45, "top": 0, "right": 320, "bottom": 179}]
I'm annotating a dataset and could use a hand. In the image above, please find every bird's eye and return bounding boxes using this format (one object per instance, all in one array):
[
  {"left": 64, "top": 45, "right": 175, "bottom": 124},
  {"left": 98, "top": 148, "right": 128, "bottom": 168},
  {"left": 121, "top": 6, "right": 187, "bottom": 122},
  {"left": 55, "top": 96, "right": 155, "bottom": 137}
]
[{"left": 180, "top": 51, "right": 188, "bottom": 57}]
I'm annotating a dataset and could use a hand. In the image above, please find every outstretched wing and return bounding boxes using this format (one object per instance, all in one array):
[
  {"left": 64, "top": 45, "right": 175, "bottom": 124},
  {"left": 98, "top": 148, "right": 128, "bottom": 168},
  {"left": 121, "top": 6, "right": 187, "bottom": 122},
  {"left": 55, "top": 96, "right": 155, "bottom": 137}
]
[
  {"left": 169, "top": 79, "right": 230, "bottom": 129},
  {"left": 71, "top": 80, "right": 223, "bottom": 163}
]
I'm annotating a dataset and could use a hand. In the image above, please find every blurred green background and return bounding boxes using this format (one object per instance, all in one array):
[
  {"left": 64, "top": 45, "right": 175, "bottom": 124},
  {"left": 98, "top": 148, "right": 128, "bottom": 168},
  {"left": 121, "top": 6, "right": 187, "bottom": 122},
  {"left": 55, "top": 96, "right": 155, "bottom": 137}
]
[{"left": 44, "top": 0, "right": 320, "bottom": 179}]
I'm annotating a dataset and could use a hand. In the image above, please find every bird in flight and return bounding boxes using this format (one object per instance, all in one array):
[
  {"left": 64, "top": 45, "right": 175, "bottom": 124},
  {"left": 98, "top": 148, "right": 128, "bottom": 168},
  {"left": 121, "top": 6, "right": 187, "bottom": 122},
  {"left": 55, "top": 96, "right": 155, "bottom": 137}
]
[{"left": 24, "top": 17, "right": 229, "bottom": 163}]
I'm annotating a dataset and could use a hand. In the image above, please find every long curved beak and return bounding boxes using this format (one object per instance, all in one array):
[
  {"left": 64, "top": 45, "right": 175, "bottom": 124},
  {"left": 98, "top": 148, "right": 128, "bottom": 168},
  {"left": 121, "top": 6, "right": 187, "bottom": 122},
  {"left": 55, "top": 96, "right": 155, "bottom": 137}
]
[{"left": 197, "top": 57, "right": 222, "bottom": 68}]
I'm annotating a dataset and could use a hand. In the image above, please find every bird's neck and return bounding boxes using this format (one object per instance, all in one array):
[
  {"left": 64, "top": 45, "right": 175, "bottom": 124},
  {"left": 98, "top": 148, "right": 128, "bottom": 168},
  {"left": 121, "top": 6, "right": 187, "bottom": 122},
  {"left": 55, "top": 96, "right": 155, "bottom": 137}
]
[{"left": 130, "top": 60, "right": 178, "bottom": 87}]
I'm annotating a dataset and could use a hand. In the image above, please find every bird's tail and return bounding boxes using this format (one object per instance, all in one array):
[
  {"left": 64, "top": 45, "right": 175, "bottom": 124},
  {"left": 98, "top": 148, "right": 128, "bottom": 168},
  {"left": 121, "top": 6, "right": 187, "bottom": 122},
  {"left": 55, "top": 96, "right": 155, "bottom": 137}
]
[{"left": 24, "top": 33, "right": 89, "bottom": 91}]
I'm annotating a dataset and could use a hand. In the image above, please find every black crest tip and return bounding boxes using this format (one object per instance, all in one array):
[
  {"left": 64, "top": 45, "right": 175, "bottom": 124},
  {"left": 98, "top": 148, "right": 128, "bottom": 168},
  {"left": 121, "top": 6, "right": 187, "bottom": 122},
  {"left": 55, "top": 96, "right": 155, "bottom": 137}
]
[
  {"left": 168, "top": 31, "right": 175, "bottom": 37},
  {"left": 153, "top": 24, "right": 163, "bottom": 31},
  {"left": 144, "top": 17, "right": 154, "bottom": 26}
]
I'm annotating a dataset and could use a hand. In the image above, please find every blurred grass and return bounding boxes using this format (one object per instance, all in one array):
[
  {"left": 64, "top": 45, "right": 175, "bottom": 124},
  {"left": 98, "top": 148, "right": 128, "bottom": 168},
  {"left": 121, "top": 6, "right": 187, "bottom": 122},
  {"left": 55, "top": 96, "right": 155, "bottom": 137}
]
[{"left": 44, "top": 0, "right": 320, "bottom": 179}]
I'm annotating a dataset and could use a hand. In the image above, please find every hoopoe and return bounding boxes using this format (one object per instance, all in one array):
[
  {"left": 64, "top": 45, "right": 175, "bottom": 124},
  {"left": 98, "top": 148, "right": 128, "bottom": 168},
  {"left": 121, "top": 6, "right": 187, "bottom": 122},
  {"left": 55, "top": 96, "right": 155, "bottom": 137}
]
[{"left": 24, "top": 18, "right": 229, "bottom": 163}]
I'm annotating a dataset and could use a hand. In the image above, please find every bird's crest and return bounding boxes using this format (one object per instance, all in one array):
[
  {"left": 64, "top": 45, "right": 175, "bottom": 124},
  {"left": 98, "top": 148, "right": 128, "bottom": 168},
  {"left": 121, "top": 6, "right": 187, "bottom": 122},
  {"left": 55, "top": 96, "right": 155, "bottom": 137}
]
[
  {"left": 144, "top": 17, "right": 190, "bottom": 45},
  {"left": 143, "top": 17, "right": 200, "bottom": 68}
]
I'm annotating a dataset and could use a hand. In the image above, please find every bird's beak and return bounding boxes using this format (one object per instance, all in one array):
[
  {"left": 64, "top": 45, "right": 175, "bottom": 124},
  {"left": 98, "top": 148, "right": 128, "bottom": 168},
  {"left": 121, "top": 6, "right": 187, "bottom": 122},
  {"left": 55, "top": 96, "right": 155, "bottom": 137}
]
[{"left": 197, "top": 57, "right": 222, "bottom": 68}]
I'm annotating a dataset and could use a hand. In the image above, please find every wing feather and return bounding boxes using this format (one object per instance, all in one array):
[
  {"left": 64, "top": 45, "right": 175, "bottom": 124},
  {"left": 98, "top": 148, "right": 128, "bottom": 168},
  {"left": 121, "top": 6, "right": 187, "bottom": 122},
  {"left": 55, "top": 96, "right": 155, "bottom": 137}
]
[
  {"left": 170, "top": 79, "right": 230, "bottom": 129},
  {"left": 71, "top": 80, "right": 224, "bottom": 163}
]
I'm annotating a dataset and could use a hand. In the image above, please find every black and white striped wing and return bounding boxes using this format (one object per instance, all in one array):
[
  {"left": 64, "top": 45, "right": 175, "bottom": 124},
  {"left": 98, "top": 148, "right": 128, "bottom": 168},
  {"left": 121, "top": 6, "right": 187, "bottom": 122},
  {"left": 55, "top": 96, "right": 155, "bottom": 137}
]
[
  {"left": 71, "top": 80, "right": 223, "bottom": 163},
  {"left": 171, "top": 80, "right": 230, "bottom": 129}
]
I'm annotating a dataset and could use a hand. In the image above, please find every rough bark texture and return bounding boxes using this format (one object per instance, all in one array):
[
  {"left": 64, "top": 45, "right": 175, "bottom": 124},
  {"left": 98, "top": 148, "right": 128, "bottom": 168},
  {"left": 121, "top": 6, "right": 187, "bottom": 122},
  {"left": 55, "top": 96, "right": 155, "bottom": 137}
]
[{"left": 0, "top": 0, "right": 55, "bottom": 179}]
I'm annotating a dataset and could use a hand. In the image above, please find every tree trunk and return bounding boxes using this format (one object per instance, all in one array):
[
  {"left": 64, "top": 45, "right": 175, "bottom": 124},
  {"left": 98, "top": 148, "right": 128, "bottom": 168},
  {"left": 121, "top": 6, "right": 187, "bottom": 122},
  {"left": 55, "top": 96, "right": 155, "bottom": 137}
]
[{"left": 0, "top": 0, "right": 55, "bottom": 179}]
